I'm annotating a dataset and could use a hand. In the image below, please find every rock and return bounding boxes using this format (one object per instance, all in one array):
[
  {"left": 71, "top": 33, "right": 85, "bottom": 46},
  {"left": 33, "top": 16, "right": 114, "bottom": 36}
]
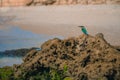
[
  {"left": 0, "top": 0, "right": 32, "bottom": 7},
  {"left": 13, "top": 33, "right": 120, "bottom": 80},
  {"left": 114, "top": 46, "right": 120, "bottom": 51},
  {"left": 88, "top": 0, "right": 106, "bottom": 5},
  {"left": 0, "top": 0, "right": 120, "bottom": 7},
  {"left": 106, "top": 0, "right": 120, "bottom": 4},
  {"left": 78, "top": 0, "right": 88, "bottom": 5}
]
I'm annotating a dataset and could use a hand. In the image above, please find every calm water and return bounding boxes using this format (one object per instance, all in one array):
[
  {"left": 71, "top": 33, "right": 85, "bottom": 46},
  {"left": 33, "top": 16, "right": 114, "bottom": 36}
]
[
  {"left": 0, "top": 26, "right": 63, "bottom": 51},
  {"left": 0, "top": 57, "right": 22, "bottom": 67},
  {"left": 0, "top": 26, "right": 63, "bottom": 67}
]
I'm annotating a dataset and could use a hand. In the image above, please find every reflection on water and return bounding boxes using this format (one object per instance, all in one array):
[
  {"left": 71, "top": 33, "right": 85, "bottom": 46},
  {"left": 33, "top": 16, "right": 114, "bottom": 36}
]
[{"left": 0, "top": 57, "right": 22, "bottom": 67}]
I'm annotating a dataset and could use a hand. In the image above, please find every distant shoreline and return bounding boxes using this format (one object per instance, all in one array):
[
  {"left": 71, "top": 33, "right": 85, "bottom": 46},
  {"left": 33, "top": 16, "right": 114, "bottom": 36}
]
[{"left": 0, "top": 48, "right": 30, "bottom": 57}]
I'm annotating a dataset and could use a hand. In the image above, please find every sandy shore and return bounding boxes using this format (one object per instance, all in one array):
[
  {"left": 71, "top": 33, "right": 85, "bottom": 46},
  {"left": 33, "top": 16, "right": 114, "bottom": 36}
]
[{"left": 0, "top": 5, "right": 120, "bottom": 45}]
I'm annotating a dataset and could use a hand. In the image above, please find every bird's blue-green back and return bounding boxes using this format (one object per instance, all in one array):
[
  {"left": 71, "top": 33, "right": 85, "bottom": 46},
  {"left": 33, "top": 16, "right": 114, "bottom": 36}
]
[{"left": 81, "top": 27, "right": 88, "bottom": 35}]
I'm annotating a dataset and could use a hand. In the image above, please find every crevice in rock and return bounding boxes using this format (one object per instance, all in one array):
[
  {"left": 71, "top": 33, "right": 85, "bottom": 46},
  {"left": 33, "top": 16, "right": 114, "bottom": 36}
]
[
  {"left": 104, "top": 69, "right": 117, "bottom": 80},
  {"left": 81, "top": 55, "right": 90, "bottom": 67},
  {"left": 78, "top": 72, "right": 88, "bottom": 80},
  {"left": 60, "top": 54, "right": 74, "bottom": 60}
]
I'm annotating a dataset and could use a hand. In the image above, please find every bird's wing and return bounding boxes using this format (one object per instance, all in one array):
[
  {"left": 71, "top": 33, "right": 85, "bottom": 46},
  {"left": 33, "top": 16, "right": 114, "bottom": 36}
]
[{"left": 82, "top": 28, "right": 88, "bottom": 34}]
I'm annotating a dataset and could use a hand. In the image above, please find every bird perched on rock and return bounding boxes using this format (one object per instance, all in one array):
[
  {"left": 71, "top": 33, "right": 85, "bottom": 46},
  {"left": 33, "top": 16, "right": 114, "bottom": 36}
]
[{"left": 78, "top": 26, "right": 88, "bottom": 35}]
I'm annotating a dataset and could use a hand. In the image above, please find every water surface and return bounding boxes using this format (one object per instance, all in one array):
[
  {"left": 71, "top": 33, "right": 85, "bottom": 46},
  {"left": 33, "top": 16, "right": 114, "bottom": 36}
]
[
  {"left": 0, "top": 26, "right": 63, "bottom": 51},
  {"left": 0, "top": 57, "right": 22, "bottom": 67},
  {"left": 0, "top": 26, "right": 63, "bottom": 67}
]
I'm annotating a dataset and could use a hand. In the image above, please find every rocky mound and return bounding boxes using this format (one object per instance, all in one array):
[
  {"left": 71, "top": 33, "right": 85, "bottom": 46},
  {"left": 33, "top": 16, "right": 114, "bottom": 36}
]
[{"left": 13, "top": 33, "right": 120, "bottom": 80}]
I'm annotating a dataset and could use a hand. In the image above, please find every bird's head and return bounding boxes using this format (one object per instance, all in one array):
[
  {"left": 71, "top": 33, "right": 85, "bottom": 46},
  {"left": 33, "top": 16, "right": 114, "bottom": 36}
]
[{"left": 78, "top": 26, "right": 85, "bottom": 28}]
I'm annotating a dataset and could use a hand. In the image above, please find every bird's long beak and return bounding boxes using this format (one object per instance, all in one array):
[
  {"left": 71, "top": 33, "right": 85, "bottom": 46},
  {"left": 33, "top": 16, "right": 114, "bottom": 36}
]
[{"left": 78, "top": 26, "right": 84, "bottom": 28}]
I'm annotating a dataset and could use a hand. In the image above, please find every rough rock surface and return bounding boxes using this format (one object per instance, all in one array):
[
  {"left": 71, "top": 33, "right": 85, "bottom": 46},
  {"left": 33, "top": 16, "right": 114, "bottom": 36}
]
[
  {"left": 0, "top": 0, "right": 32, "bottom": 7},
  {"left": 0, "top": 0, "right": 120, "bottom": 7},
  {"left": 13, "top": 33, "right": 120, "bottom": 80}
]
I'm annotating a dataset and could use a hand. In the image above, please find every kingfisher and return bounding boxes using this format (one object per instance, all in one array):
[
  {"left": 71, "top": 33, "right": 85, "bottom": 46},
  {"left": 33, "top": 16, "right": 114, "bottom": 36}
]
[{"left": 78, "top": 26, "right": 88, "bottom": 35}]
